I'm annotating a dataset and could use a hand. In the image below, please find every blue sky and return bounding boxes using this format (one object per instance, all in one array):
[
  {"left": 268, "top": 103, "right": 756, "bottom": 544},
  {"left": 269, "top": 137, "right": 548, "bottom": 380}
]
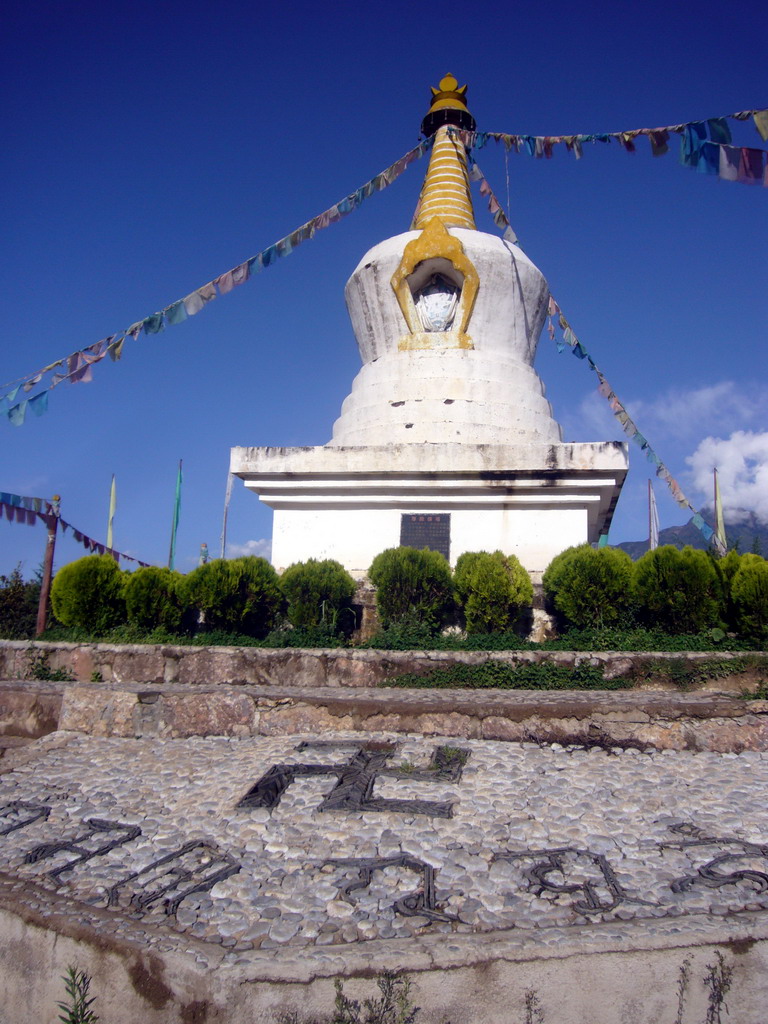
[{"left": 2, "top": 0, "right": 766, "bottom": 578}]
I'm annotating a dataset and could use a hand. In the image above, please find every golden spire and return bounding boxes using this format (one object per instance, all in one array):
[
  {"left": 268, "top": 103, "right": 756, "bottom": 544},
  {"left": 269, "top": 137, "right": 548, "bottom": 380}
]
[
  {"left": 413, "top": 127, "right": 476, "bottom": 229},
  {"left": 414, "top": 76, "right": 477, "bottom": 231}
]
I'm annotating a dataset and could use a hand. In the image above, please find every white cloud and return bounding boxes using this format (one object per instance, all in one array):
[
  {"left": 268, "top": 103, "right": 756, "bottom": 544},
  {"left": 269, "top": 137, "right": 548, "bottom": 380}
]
[
  {"left": 566, "top": 391, "right": 623, "bottom": 440},
  {"left": 562, "top": 381, "right": 765, "bottom": 448},
  {"left": 629, "top": 381, "right": 765, "bottom": 442},
  {"left": 227, "top": 538, "right": 272, "bottom": 559},
  {"left": 687, "top": 431, "right": 768, "bottom": 523}
]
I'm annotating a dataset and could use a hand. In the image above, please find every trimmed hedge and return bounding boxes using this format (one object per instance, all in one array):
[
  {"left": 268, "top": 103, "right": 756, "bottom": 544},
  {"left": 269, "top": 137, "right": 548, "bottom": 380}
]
[
  {"left": 368, "top": 547, "right": 453, "bottom": 631},
  {"left": 279, "top": 559, "right": 356, "bottom": 630},
  {"left": 454, "top": 550, "right": 532, "bottom": 634},
  {"left": 542, "top": 545, "right": 634, "bottom": 629},
  {"left": 124, "top": 566, "right": 185, "bottom": 631},
  {"left": 50, "top": 555, "right": 126, "bottom": 633},
  {"left": 731, "top": 558, "right": 768, "bottom": 638},
  {"left": 633, "top": 545, "right": 721, "bottom": 634},
  {"left": 182, "top": 556, "right": 283, "bottom": 638}
]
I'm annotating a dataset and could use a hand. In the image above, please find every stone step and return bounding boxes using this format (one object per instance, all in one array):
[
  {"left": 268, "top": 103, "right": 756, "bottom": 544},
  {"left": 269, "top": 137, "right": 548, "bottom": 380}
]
[
  {"left": 2, "top": 680, "right": 766, "bottom": 752},
  {"left": 1, "top": 639, "right": 765, "bottom": 690}
]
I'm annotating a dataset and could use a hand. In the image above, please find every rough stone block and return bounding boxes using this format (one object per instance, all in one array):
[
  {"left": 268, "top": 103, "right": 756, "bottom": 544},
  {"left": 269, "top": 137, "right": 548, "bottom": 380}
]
[
  {"left": 162, "top": 693, "right": 257, "bottom": 738},
  {"left": 0, "top": 689, "right": 61, "bottom": 738},
  {"left": 59, "top": 687, "right": 137, "bottom": 737},
  {"left": 257, "top": 703, "right": 354, "bottom": 736}
]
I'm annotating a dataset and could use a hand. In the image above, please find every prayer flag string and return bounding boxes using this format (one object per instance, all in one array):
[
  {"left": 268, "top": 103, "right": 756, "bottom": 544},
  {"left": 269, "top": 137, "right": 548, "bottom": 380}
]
[
  {"left": 464, "top": 162, "right": 726, "bottom": 553},
  {"left": 57, "top": 516, "right": 151, "bottom": 566},
  {"left": 0, "top": 490, "right": 57, "bottom": 514},
  {"left": 1, "top": 138, "right": 434, "bottom": 425},
  {"left": 0, "top": 490, "right": 151, "bottom": 566},
  {"left": 544, "top": 297, "right": 726, "bottom": 555},
  {"left": 468, "top": 164, "right": 518, "bottom": 244},
  {"left": 449, "top": 105, "right": 768, "bottom": 185}
]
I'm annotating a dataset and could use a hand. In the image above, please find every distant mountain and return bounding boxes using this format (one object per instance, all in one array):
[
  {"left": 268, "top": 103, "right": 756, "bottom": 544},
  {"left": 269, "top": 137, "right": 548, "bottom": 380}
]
[{"left": 616, "top": 510, "right": 768, "bottom": 560}]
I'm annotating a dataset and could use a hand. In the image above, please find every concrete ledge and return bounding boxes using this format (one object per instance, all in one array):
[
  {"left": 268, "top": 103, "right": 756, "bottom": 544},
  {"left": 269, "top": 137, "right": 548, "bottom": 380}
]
[
  {"left": 1, "top": 639, "right": 765, "bottom": 689},
  {"left": 1, "top": 872, "right": 766, "bottom": 1023},
  {"left": 2, "top": 680, "right": 768, "bottom": 751},
  {"left": 230, "top": 441, "right": 629, "bottom": 475}
]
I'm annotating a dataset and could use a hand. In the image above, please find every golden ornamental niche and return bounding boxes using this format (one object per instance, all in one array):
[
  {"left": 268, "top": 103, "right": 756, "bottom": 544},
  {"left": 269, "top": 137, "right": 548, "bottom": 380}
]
[{"left": 390, "top": 217, "right": 479, "bottom": 351}]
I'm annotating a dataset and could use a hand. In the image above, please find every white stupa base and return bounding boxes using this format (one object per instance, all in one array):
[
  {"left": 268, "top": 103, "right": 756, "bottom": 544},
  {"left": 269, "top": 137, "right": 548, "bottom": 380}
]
[{"left": 231, "top": 442, "right": 628, "bottom": 577}]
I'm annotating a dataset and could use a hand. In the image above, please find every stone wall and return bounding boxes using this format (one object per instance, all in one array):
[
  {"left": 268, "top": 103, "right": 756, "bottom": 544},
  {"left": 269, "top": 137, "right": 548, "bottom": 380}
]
[
  {"left": 1, "top": 639, "right": 765, "bottom": 690},
  {"left": 2, "top": 679, "right": 768, "bottom": 752},
  {"left": 2, "top": 874, "right": 766, "bottom": 1024}
]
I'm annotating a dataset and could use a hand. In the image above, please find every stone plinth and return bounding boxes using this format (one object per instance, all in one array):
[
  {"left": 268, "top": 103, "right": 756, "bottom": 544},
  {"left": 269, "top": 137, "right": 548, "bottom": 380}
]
[{"left": 230, "top": 440, "right": 627, "bottom": 575}]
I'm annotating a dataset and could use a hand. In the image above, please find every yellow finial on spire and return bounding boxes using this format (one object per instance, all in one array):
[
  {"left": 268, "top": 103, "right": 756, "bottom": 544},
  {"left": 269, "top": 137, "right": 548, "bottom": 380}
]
[
  {"left": 427, "top": 74, "right": 470, "bottom": 116},
  {"left": 420, "top": 73, "right": 476, "bottom": 138}
]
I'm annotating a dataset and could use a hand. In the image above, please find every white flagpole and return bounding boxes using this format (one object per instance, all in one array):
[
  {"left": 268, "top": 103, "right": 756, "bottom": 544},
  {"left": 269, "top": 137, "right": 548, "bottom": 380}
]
[
  {"left": 220, "top": 471, "right": 235, "bottom": 559},
  {"left": 648, "top": 479, "right": 659, "bottom": 551}
]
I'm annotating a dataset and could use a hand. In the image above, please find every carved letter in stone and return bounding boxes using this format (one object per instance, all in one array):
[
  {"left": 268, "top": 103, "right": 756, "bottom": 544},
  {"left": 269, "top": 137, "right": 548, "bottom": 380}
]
[
  {"left": 0, "top": 801, "right": 51, "bottom": 836},
  {"left": 323, "top": 854, "right": 458, "bottom": 922},
  {"left": 493, "top": 846, "right": 656, "bottom": 917},
  {"left": 24, "top": 818, "right": 141, "bottom": 882},
  {"left": 661, "top": 822, "right": 768, "bottom": 894},
  {"left": 237, "top": 742, "right": 464, "bottom": 818},
  {"left": 106, "top": 840, "right": 240, "bottom": 916}
]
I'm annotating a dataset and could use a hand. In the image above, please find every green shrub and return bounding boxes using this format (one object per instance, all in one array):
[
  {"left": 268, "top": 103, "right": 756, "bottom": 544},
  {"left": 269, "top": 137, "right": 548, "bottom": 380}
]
[
  {"left": 279, "top": 559, "right": 356, "bottom": 630},
  {"left": 362, "top": 620, "right": 446, "bottom": 650},
  {"left": 182, "top": 556, "right": 283, "bottom": 638},
  {"left": 712, "top": 549, "right": 744, "bottom": 629},
  {"left": 262, "top": 624, "right": 348, "bottom": 648},
  {"left": 123, "top": 566, "right": 185, "bottom": 631},
  {"left": 454, "top": 550, "right": 533, "bottom": 634},
  {"left": 384, "top": 660, "right": 623, "bottom": 690},
  {"left": 27, "top": 649, "right": 74, "bottom": 681},
  {"left": 368, "top": 547, "right": 453, "bottom": 631},
  {"left": 731, "top": 557, "right": 768, "bottom": 638},
  {"left": 278, "top": 971, "right": 419, "bottom": 1024},
  {"left": 541, "top": 626, "right": 752, "bottom": 651},
  {"left": 633, "top": 545, "right": 722, "bottom": 634},
  {"left": 50, "top": 555, "right": 126, "bottom": 633},
  {"left": 0, "top": 565, "right": 40, "bottom": 638},
  {"left": 626, "top": 654, "right": 768, "bottom": 689},
  {"left": 542, "top": 545, "right": 634, "bottom": 629},
  {"left": 541, "top": 544, "right": 588, "bottom": 608}
]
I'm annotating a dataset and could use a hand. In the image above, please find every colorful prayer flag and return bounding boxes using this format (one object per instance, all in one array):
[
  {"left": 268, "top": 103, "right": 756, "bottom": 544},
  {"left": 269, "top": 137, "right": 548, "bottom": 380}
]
[{"left": 168, "top": 460, "right": 183, "bottom": 571}]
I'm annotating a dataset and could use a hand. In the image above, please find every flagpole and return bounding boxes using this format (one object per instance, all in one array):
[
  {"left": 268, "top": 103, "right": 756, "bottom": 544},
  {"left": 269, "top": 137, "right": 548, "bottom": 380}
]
[
  {"left": 106, "top": 474, "right": 116, "bottom": 555},
  {"left": 36, "top": 496, "right": 60, "bottom": 636},
  {"left": 648, "top": 479, "right": 659, "bottom": 551},
  {"left": 714, "top": 467, "right": 727, "bottom": 555},
  {"left": 168, "top": 460, "right": 182, "bottom": 570},
  {"left": 220, "top": 471, "right": 234, "bottom": 559}
]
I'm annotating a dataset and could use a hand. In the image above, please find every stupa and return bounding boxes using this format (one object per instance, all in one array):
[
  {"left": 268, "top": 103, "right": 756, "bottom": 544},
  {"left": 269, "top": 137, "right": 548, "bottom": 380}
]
[{"left": 231, "top": 77, "right": 627, "bottom": 577}]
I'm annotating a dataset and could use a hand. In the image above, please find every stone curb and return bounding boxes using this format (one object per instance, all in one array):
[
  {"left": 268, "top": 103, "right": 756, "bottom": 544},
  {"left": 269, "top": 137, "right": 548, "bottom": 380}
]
[
  {"left": 2, "top": 680, "right": 767, "bottom": 751},
  {"left": 2, "top": 639, "right": 766, "bottom": 689},
  {"left": 1, "top": 871, "right": 766, "bottom": 984}
]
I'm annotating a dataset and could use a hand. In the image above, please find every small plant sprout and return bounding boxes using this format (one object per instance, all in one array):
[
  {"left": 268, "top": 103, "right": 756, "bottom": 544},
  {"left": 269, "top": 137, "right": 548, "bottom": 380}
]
[{"left": 57, "top": 966, "right": 99, "bottom": 1024}]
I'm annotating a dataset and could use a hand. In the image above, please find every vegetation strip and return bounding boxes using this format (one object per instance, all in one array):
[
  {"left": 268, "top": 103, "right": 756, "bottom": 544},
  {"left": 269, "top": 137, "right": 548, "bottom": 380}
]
[
  {"left": 3, "top": 541, "right": 767, "bottom": 653},
  {"left": 382, "top": 655, "right": 768, "bottom": 691}
]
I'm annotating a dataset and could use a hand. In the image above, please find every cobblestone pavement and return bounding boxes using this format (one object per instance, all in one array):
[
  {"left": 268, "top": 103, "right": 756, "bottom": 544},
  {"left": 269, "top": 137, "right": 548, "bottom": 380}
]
[{"left": 1, "top": 731, "right": 767, "bottom": 958}]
